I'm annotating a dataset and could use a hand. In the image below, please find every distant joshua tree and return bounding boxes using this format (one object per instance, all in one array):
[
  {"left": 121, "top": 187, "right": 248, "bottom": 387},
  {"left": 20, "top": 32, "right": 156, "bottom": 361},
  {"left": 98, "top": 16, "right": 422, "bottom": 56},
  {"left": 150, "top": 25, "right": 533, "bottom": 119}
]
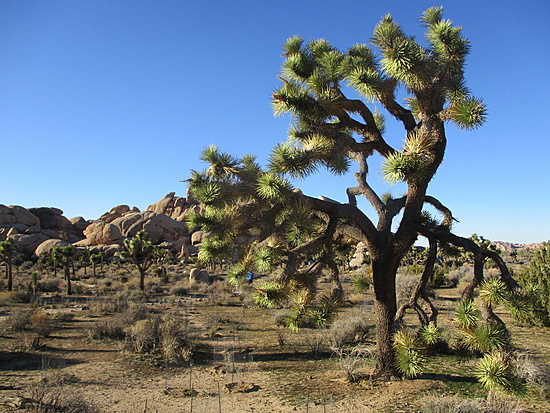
[
  {"left": 121, "top": 231, "right": 157, "bottom": 291},
  {"left": 0, "top": 238, "right": 18, "bottom": 291},
  {"left": 50, "top": 244, "right": 77, "bottom": 295}
]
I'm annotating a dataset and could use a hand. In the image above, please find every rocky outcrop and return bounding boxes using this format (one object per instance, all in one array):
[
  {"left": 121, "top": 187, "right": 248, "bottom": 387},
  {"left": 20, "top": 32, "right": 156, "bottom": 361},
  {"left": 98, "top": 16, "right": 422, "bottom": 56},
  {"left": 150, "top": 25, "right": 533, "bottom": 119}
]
[
  {"left": 0, "top": 205, "right": 86, "bottom": 257},
  {"left": 146, "top": 192, "right": 198, "bottom": 222},
  {"left": 78, "top": 221, "right": 124, "bottom": 246},
  {"left": 0, "top": 193, "right": 201, "bottom": 259},
  {"left": 29, "top": 207, "right": 81, "bottom": 242},
  {"left": 349, "top": 242, "right": 369, "bottom": 268},
  {"left": 34, "top": 239, "right": 70, "bottom": 258},
  {"left": 111, "top": 211, "right": 187, "bottom": 244},
  {"left": 492, "top": 240, "right": 546, "bottom": 253},
  {"left": 70, "top": 216, "right": 91, "bottom": 238},
  {"left": 99, "top": 205, "right": 140, "bottom": 223}
]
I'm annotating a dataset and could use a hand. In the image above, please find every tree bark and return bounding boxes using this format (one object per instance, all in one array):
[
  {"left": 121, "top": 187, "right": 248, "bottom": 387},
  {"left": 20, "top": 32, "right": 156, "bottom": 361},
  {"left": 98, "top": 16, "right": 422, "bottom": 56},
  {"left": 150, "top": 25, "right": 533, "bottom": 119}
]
[{"left": 371, "top": 254, "right": 400, "bottom": 378}]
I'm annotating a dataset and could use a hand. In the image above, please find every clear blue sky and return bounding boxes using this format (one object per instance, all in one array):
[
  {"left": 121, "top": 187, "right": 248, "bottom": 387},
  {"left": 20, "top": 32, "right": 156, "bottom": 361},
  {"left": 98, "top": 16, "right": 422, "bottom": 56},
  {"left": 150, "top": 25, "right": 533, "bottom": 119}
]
[{"left": 1, "top": 1, "right": 549, "bottom": 244}]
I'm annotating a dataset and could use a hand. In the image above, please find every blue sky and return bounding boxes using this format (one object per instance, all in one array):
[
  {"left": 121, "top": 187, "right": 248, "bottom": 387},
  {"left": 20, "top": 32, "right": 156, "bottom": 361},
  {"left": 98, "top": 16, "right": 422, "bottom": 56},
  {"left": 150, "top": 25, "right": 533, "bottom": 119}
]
[{"left": 1, "top": 1, "right": 549, "bottom": 244}]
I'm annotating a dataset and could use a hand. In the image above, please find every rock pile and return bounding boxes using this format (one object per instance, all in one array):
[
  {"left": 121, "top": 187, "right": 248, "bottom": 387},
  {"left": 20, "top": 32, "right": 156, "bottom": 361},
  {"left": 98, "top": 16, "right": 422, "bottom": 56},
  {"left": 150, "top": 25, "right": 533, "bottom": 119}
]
[{"left": 0, "top": 193, "right": 201, "bottom": 259}]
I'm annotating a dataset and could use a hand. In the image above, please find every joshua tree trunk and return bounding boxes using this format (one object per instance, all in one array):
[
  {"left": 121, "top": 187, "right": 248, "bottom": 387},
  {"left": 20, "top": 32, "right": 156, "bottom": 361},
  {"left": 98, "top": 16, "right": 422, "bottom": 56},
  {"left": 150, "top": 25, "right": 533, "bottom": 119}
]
[
  {"left": 64, "top": 264, "right": 72, "bottom": 295},
  {"left": 371, "top": 254, "right": 400, "bottom": 377},
  {"left": 139, "top": 268, "right": 146, "bottom": 291},
  {"left": 6, "top": 263, "right": 13, "bottom": 291}
]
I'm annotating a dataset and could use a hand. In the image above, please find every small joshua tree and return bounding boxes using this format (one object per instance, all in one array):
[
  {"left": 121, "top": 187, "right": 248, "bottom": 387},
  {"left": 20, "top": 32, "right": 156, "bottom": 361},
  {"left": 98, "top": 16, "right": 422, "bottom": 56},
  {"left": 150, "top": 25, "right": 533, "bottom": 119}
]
[
  {"left": 0, "top": 238, "right": 18, "bottom": 291},
  {"left": 50, "top": 244, "right": 77, "bottom": 295},
  {"left": 121, "top": 231, "right": 157, "bottom": 291}
]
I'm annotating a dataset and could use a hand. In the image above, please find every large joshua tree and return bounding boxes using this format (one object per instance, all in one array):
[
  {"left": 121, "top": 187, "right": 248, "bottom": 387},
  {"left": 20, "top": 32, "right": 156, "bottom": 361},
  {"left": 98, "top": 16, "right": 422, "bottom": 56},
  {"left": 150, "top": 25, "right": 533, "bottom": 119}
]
[{"left": 186, "top": 8, "right": 517, "bottom": 377}]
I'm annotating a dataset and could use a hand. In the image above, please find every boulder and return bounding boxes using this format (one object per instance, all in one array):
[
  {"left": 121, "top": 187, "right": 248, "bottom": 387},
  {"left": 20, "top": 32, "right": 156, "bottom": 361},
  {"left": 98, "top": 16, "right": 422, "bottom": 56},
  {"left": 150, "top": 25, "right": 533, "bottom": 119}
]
[
  {"left": 70, "top": 216, "right": 91, "bottom": 238},
  {"left": 191, "top": 230, "right": 209, "bottom": 246},
  {"left": 29, "top": 207, "right": 73, "bottom": 232},
  {"left": 146, "top": 192, "right": 195, "bottom": 222},
  {"left": 10, "top": 233, "right": 49, "bottom": 253},
  {"left": 34, "top": 239, "right": 69, "bottom": 258},
  {"left": 81, "top": 221, "right": 124, "bottom": 246},
  {"left": 189, "top": 268, "right": 210, "bottom": 283},
  {"left": 349, "top": 242, "right": 369, "bottom": 268},
  {"left": 99, "top": 205, "right": 139, "bottom": 223},
  {"left": 111, "top": 211, "right": 187, "bottom": 244},
  {"left": 1, "top": 205, "right": 40, "bottom": 227}
]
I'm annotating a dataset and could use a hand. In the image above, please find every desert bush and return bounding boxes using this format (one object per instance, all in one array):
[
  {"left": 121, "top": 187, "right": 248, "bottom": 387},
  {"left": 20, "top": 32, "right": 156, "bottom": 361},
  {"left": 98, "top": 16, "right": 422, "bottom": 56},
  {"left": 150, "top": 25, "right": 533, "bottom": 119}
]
[
  {"left": 25, "top": 383, "right": 99, "bottom": 413},
  {"left": 429, "top": 265, "right": 449, "bottom": 288},
  {"left": 395, "top": 273, "right": 432, "bottom": 306},
  {"left": 327, "top": 310, "right": 372, "bottom": 348},
  {"left": 37, "top": 277, "right": 62, "bottom": 293},
  {"left": 446, "top": 265, "right": 474, "bottom": 288},
  {"left": 29, "top": 310, "right": 57, "bottom": 337},
  {"left": 120, "top": 302, "right": 151, "bottom": 325},
  {"left": 418, "top": 393, "right": 523, "bottom": 413},
  {"left": 331, "top": 344, "right": 374, "bottom": 383},
  {"left": 1, "top": 290, "right": 32, "bottom": 303},
  {"left": 169, "top": 281, "right": 188, "bottom": 296},
  {"left": 87, "top": 318, "right": 126, "bottom": 340},
  {"left": 512, "top": 353, "right": 550, "bottom": 394},
  {"left": 418, "top": 395, "right": 484, "bottom": 413},
  {"left": 205, "top": 280, "right": 232, "bottom": 305},
  {"left": 123, "top": 313, "right": 194, "bottom": 362},
  {"left": 7, "top": 308, "right": 34, "bottom": 331},
  {"left": 126, "top": 316, "right": 161, "bottom": 353},
  {"left": 160, "top": 314, "right": 194, "bottom": 362}
]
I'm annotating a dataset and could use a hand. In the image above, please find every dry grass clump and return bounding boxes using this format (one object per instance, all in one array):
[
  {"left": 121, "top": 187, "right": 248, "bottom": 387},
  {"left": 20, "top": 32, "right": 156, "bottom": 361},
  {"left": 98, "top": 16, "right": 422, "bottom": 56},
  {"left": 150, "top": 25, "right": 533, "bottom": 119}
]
[
  {"left": 24, "top": 382, "right": 99, "bottom": 413},
  {"left": 513, "top": 353, "right": 550, "bottom": 395},
  {"left": 419, "top": 393, "right": 524, "bottom": 413},
  {"left": 124, "top": 313, "right": 194, "bottom": 362},
  {"left": 6, "top": 309, "right": 57, "bottom": 337},
  {"left": 37, "top": 277, "right": 62, "bottom": 293},
  {"left": 331, "top": 345, "right": 375, "bottom": 383},
  {"left": 327, "top": 309, "right": 372, "bottom": 349}
]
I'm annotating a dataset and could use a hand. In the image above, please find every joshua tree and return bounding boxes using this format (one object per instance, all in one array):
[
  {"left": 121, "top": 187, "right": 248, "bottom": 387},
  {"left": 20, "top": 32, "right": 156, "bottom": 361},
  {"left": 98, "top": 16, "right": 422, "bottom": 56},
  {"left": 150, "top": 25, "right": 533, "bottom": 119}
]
[
  {"left": 51, "top": 244, "right": 77, "bottom": 295},
  {"left": 0, "top": 238, "right": 18, "bottom": 291},
  {"left": 121, "top": 231, "right": 157, "bottom": 291},
  {"left": 186, "top": 8, "right": 518, "bottom": 378}
]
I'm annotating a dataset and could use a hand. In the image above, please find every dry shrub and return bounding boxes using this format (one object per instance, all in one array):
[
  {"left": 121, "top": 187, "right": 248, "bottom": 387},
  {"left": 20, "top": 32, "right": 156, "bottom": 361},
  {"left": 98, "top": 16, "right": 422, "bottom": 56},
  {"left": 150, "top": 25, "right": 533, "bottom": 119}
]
[
  {"left": 87, "top": 318, "right": 126, "bottom": 340},
  {"left": 1, "top": 290, "right": 33, "bottom": 303},
  {"left": 327, "top": 310, "right": 372, "bottom": 349},
  {"left": 447, "top": 265, "right": 474, "bottom": 288},
  {"left": 169, "top": 280, "right": 188, "bottom": 296},
  {"left": 396, "top": 273, "right": 419, "bottom": 306},
  {"left": 124, "top": 313, "right": 194, "bottom": 362},
  {"left": 25, "top": 383, "right": 99, "bottom": 413},
  {"left": 513, "top": 353, "right": 550, "bottom": 394},
  {"left": 88, "top": 301, "right": 151, "bottom": 340},
  {"left": 160, "top": 314, "right": 194, "bottom": 362},
  {"left": 419, "top": 393, "right": 523, "bottom": 413},
  {"left": 419, "top": 395, "right": 483, "bottom": 413},
  {"left": 126, "top": 317, "right": 161, "bottom": 353},
  {"left": 37, "top": 277, "right": 62, "bottom": 293},
  {"left": 7, "top": 308, "right": 34, "bottom": 331},
  {"left": 205, "top": 280, "right": 232, "bottom": 305},
  {"left": 331, "top": 345, "right": 374, "bottom": 383},
  {"left": 29, "top": 310, "right": 57, "bottom": 337}
]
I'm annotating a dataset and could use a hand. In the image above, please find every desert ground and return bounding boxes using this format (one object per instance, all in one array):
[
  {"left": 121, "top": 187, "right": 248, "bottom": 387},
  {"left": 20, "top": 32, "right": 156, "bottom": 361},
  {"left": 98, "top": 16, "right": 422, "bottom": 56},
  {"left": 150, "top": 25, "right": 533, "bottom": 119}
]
[{"left": 1, "top": 264, "right": 549, "bottom": 413}]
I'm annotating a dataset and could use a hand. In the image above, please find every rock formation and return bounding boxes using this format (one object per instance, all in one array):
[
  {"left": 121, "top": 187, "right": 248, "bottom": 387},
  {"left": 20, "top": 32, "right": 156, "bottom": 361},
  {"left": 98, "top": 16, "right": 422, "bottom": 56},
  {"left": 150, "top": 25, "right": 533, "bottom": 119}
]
[
  {"left": 0, "top": 205, "right": 90, "bottom": 257},
  {"left": 146, "top": 192, "right": 198, "bottom": 222}
]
